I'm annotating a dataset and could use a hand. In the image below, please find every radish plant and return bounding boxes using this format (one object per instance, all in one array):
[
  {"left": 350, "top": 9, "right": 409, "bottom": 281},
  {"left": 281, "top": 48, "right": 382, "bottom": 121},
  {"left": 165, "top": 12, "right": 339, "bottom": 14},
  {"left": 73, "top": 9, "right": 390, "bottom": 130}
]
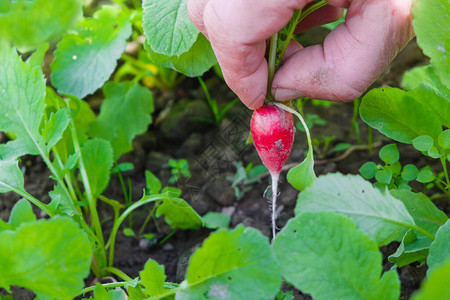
[{"left": 0, "top": 0, "right": 448, "bottom": 299}]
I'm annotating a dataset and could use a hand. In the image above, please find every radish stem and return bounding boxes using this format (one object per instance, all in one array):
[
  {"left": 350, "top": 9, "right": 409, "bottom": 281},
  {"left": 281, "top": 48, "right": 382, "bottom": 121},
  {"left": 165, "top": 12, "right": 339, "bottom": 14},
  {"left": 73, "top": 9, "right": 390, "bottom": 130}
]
[{"left": 273, "top": 103, "right": 314, "bottom": 157}]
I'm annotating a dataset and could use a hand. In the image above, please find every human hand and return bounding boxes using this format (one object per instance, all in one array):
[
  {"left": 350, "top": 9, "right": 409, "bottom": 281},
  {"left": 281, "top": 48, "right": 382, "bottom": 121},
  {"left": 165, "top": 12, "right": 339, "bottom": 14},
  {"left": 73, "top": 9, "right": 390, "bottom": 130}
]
[{"left": 188, "top": 0, "right": 414, "bottom": 109}]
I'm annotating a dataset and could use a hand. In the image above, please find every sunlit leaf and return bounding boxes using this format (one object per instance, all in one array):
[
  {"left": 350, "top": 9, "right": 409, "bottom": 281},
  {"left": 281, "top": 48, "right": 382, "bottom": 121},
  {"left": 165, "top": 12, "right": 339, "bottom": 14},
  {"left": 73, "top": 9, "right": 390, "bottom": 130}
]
[
  {"left": 295, "top": 173, "right": 415, "bottom": 246},
  {"left": 51, "top": 5, "right": 132, "bottom": 99},
  {"left": 273, "top": 212, "right": 400, "bottom": 300},
  {"left": 0, "top": 217, "right": 92, "bottom": 299},
  {"left": 179, "top": 225, "right": 281, "bottom": 299}
]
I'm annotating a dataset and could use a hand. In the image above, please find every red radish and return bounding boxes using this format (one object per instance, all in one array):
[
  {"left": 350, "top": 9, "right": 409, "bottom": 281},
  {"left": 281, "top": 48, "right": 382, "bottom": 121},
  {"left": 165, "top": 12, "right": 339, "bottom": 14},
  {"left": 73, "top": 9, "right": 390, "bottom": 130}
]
[{"left": 250, "top": 103, "right": 295, "bottom": 238}]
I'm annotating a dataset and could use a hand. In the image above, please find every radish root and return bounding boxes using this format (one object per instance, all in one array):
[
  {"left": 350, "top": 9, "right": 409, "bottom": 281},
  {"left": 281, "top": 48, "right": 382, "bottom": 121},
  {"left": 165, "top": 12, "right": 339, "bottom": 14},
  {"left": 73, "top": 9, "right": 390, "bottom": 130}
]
[{"left": 270, "top": 172, "right": 279, "bottom": 239}]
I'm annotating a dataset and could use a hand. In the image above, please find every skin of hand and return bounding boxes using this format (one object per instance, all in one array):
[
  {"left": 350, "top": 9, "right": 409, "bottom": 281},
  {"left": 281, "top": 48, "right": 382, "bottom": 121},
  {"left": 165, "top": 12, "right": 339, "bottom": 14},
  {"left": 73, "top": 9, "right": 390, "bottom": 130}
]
[{"left": 188, "top": 0, "right": 415, "bottom": 110}]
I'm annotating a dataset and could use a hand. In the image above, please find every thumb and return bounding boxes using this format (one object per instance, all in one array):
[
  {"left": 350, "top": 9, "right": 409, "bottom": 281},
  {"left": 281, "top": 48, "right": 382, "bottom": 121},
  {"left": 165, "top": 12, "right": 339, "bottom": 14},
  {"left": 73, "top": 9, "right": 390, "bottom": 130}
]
[{"left": 272, "top": 0, "right": 414, "bottom": 102}]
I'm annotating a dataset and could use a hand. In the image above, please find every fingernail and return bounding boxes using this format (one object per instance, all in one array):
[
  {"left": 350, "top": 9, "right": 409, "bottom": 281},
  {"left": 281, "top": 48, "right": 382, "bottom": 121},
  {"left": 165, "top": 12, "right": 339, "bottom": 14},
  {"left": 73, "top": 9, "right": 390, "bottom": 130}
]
[{"left": 273, "top": 88, "right": 305, "bottom": 101}]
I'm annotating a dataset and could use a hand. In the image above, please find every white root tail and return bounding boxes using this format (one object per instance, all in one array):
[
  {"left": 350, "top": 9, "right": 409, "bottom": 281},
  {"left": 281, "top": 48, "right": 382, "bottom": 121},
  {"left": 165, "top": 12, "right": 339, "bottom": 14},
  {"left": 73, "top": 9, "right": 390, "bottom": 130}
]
[{"left": 270, "top": 172, "right": 279, "bottom": 239}]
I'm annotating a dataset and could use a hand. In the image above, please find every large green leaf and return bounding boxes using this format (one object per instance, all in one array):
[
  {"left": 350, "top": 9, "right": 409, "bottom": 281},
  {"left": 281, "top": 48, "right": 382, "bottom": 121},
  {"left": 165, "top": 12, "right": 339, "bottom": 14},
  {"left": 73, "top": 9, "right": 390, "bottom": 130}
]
[
  {"left": 413, "top": 0, "right": 450, "bottom": 89},
  {"left": 0, "top": 217, "right": 92, "bottom": 299},
  {"left": 0, "top": 159, "right": 24, "bottom": 193},
  {"left": 0, "top": 0, "right": 82, "bottom": 52},
  {"left": 179, "top": 225, "right": 281, "bottom": 299},
  {"left": 273, "top": 212, "right": 400, "bottom": 300},
  {"left": 142, "top": 0, "right": 199, "bottom": 56},
  {"left": 0, "top": 47, "right": 45, "bottom": 159},
  {"left": 89, "top": 81, "right": 154, "bottom": 159},
  {"left": 156, "top": 196, "right": 202, "bottom": 230},
  {"left": 145, "top": 34, "right": 217, "bottom": 77},
  {"left": 51, "top": 5, "right": 132, "bottom": 99},
  {"left": 427, "top": 220, "right": 450, "bottom": 274},
  {"left": 411, "top": 261, "right": 450, "bottom": 300},
  {"left": 295, "top": 173, "right": 415, "bottom": 246},
  {"left": 360, "top": 87, "right": 443, "bottom": 144},
  {"left": 80, "top": 138, "right": 114, "bottom": 197}
]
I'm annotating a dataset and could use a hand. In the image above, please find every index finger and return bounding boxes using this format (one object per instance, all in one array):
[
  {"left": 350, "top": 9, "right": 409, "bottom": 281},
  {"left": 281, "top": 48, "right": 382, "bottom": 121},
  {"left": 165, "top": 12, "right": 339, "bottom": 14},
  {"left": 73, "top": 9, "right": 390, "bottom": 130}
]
[{"left": 188, "top": 0, "right": 315, "bottom": 109}]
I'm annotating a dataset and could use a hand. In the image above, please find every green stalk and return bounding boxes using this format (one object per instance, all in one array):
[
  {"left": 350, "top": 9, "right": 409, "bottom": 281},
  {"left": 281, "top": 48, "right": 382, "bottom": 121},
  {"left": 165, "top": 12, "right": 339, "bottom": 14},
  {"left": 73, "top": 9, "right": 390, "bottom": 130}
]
[
  {"left": 104, "top": 266, "right": 134, "bottom": 282},
  {"left": 138, "top": 202, "right": 160, "bottom": 237},
  {"left": 267, "top": 32, "right": 278, "bottom": 101},
  {"left": 108, "top": 194, "right": 169, "bottom": 266},
  {"left": 78, "top": 281, "right": 140, "bottom": 296},
  {"left": 297, "top": 1, "right": 328, "bottom": 24},
  {"left": 13, "top": 188, "right": 54, "bottom": 217},
  {"left": 440, "top": 156, "right": 450, "bottom": 189},
  {"left": 65, "top": 100, "right": 105, "bottom": 248},
  {"left": 275, "top": 10, "right": 301, "bottom": 66}
]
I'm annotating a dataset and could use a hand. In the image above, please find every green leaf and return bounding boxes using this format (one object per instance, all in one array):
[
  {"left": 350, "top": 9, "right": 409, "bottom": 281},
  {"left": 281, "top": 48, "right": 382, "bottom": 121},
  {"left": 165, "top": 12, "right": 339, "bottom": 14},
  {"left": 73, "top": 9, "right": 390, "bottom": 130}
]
[
  {"left": 273, "top": 212, "right": 400, "bottom": 300},
  {"left": 123, "top": 227, "right": 136, "bottom": 237},
  {"left": 142, "top": 0, "right": 199, "bottom": 56},
  {"left": 333, "top": 142, "right": 351, "bottom": 152},
  {"left": 379, "top": 144, "right": 399, "bottom": 164},
  {"left": 8, "top": 199, "right": 36, "bottom": 228},
  {"left": 411, "top": 261, "right": 450, "bottom": 300},
  {"left": 0, "top": 217, "right": 92, "bottom": 299},
  {"left": 409, "top": 85, "right": 450, "bottom": 128},
  {"left": 287, "top": 151, "right": 317, "bottom": 191},
  {"left": 0, "top": 47, "right": 46, "bottom": 160},
  {"left": 389, "top": 190, "right": 447, "bottom": 266},
  {"left": 179, "top": 225, "right": 281, "bottom": 299},
  {"left": 111, "top": 162, "right": 134, "bottom": 174},
  {"left": 428, "top": 220, "right": 450, "bottom": 274},
  {"left": 359, "top": 161, "right": 377, "bottom": 179},
  {"left": 94, "top": 282, "right": 110, "bottom": 300},
  {"left": 402, "top": 65, "right": 450, "bottom": 100},
  {"left": 295, "top": 173, "right": 415, "bottom": 246},
  {"left": 26, "top": 43, "right": 49, "bottom": 69},
  {"left": 375, "top": 167, "right": 393, "bottom": 184},
  {"left": 438, "top": 129, "right": 450, "bottom": 149},
  {"left": 89, "top": 81, "right": 154, "bottom": 159},
  {"left": 156, "top": 196, "right": 202, "bottom": 230},
  {"left": 80, "top": 138, "right": 114, "bottom": 197},
  {"left": 416, "top": 168, "right": 434, "bottom": 183},
  {"left": 0, "top": 0, "right": 82, "bottom": 52},
  {"left": 41, "top": 108, "right": 70, "bottom": 150},
  {"left": 391, "top": 190, "right": 447, "bottom": 233},
  {"left": 202, "top": 212, "right": 231, "bottom": 229},
  {"left": 93, "top": 282, "right": 124, "bottom": 300},
  {"left": 140, "top": 259, "right": 167, "bottom": 297},
  {"left": 389, "top": 230, "right": 429, "bottom": 267},
  {"left": 145, "top": 34, "right": 217, "bottom": 77},
  {"left": 51, "top": 5, "right": 132, "bottom": 99},
  {"left": 412, "top": 135, "right": 434, "bottom": 152},
  {"left": 427, "top": 146, "right": 442, "bottom": 159},
  {"left": 0, "top": 159, "right": 24, "bottom": 193},
  {"left": 48, "top": 91, "right": 96, "bottom": 159},
  {"left": 401, "top": 164, "right": 419, "bottom": 181},
  {"left": 145, "top": 171, "right": 162, "bottom": 195},
  {"left": 360, "top": 87, "right": 442, "bottom": 144},
  {"left": 413, "top": 0, "right": 450, "bottom": 89},
  {"left": 48, "top": 183, "right": 79, "bottom": 216}
]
